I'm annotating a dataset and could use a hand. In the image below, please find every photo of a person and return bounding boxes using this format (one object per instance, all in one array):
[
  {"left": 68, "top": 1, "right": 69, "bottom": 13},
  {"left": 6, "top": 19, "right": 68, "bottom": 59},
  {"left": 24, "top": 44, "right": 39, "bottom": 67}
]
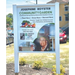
[
  {"left": 39, "top": 36, "right": 50, "bottom": 51},
  {"left": 31, "top": 24, "right": 50, "bottom": 51},
  {"left": 33, "top": 36, "right": 50, "bottom": 51}
]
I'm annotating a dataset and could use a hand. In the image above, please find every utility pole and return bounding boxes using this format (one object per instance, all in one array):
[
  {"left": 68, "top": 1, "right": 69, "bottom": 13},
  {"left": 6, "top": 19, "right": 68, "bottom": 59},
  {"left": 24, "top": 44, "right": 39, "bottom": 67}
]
[
  {"left": 36, "top": 0, "right": 37, "bottom": 4},
  {"left": 55, "top": 0, "right": 56, "bottom": 2}
]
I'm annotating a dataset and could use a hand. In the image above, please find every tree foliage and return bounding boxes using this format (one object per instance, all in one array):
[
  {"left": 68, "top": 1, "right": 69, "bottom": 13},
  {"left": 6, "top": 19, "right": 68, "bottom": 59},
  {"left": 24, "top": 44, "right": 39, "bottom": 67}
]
[
  {"left": 6, "top": 13, "right": 13, "bottom": 27},
  {"left": 6, "top": 17, "right": 12, "bottom": 25}
]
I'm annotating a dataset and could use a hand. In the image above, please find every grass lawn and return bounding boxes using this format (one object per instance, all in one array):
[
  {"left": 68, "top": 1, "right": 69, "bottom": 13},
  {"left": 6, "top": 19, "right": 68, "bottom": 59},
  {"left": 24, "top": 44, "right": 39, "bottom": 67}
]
[{"left": 6, "top": 41, "right": 69, "bottom": 69}]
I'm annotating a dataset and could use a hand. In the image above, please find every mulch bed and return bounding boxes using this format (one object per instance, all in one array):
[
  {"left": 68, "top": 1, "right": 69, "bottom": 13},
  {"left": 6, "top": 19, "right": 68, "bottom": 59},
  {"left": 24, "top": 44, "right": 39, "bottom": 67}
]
[{"left": 6, "top": 63, "right": 69, "bottom": 75}]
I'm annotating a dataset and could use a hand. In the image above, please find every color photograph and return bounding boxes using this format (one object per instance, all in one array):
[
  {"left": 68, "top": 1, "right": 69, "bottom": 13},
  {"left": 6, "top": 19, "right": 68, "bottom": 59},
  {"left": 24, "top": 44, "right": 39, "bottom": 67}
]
[
  {"left": 19, "top": 23, "right": 55, "bottom": 51},
  {"left": 33, "top": 23, "right": 55, "bottom": 51}
]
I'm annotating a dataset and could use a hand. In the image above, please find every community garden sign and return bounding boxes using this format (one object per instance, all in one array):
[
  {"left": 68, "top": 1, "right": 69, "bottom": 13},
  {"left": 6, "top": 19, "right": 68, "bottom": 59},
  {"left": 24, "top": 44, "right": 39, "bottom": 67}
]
[{"left": 13, "top": 2, "right": 60, "bottom": 74}]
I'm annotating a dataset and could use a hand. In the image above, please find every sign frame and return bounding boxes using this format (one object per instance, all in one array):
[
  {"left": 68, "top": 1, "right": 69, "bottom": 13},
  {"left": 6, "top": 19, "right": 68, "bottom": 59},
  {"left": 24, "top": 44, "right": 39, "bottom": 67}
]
[{"left": 13, "top": 2, "right": 60, "bottom": 74}]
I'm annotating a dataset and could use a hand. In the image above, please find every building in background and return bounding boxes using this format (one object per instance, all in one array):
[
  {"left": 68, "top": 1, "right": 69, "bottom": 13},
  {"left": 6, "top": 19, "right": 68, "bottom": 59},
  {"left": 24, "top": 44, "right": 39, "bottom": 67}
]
[{"left": 47, "top": 0, "right": 69, "bottom": 34}]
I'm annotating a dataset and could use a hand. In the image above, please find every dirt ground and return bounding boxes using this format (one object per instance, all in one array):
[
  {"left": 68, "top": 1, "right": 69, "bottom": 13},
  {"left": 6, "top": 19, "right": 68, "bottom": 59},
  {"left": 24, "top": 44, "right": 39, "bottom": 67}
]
[{"left": 6, "top": 63, "right": 69, "bottom": 75}]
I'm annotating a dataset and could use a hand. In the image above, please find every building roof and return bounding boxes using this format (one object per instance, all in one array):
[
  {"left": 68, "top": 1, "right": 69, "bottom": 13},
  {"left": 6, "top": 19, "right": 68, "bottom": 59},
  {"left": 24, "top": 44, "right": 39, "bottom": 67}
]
[{"left": 47, "top": 0, "right": 69, "bottom": 4}]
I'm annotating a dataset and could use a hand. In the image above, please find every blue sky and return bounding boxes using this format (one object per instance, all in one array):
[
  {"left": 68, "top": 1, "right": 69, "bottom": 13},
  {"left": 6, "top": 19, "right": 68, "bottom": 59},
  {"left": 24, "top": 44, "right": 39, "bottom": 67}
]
[{"left": 6, "top": 0, "right": 52, "bottom": 15}]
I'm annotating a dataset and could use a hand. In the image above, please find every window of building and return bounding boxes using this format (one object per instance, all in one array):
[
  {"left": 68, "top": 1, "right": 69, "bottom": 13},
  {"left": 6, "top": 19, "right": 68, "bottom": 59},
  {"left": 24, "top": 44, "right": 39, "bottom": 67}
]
[
  {"left": 65, "top": 15, "right": 69, "bottom": 21},
  {"left": 65, "top": 5, "right": 69, "bottom": 11},
  {"left": 59, "top": 16, "right": 62, "bottom": 21}
]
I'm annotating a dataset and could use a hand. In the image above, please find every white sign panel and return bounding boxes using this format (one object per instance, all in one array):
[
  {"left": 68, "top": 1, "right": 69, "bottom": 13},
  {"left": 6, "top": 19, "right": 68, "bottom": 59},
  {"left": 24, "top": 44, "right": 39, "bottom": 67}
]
[{"left": 16, "top": 4, "right": 56, "bottom": 52}]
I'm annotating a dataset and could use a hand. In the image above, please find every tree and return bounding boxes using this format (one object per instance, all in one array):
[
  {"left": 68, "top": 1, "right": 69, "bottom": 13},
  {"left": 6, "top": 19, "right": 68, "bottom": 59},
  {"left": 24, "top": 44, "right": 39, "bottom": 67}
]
[
  {"left": 6, "top": 17, "right": 12, "bottom": 26},
  {"left": 6, "top": 13, "right": 13, "bottom": 19},
  {"left": 6, "top": 13, "right": 13, "bottom": 27}
]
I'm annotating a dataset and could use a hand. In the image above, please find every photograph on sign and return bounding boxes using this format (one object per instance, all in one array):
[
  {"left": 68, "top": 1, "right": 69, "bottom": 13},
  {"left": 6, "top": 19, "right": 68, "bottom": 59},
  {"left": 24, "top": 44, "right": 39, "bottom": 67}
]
[{"left": 17, "top": 5, "right": 55, "bottom": 52}]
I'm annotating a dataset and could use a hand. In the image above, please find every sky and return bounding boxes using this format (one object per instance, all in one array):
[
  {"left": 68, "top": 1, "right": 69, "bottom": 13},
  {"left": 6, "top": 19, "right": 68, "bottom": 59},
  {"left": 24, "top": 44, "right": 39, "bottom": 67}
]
[{"left": 6, "top": 0, "right": 52, "bottom": 15}]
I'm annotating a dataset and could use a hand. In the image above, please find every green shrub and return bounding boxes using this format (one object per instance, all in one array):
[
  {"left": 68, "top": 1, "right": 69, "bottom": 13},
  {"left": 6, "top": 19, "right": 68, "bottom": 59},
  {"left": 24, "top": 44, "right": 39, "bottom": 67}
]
[
  {"left": 32, "top": 60, "right": 43, "bottom": 70},
  {"left": 52, "top": 64, "right": 65, "bottom": 75},
  {"left": 19, "top": 57, "right": 26, "bottom": 65}
]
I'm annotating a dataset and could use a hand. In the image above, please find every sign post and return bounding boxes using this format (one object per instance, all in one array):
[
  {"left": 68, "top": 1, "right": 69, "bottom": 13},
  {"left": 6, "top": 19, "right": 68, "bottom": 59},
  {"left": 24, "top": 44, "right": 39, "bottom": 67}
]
[
  {"left": 13, "top": 2, "right": 60, "bottom": 74},
  {"left": 55, "top": 2, "right": 60, "bottom": 74},
  {"left": 13, "top": 5, "right": 19, "bottom": 74}
]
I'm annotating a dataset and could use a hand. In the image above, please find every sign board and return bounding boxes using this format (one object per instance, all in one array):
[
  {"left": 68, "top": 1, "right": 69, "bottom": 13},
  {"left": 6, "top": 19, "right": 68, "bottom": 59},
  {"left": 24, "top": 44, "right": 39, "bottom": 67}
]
[
  {"left": 13, "top": 2, "right": 60, "bottom": 74},
  {"left": 17, "top": 4, "right": 55, "bottom": 52}
]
